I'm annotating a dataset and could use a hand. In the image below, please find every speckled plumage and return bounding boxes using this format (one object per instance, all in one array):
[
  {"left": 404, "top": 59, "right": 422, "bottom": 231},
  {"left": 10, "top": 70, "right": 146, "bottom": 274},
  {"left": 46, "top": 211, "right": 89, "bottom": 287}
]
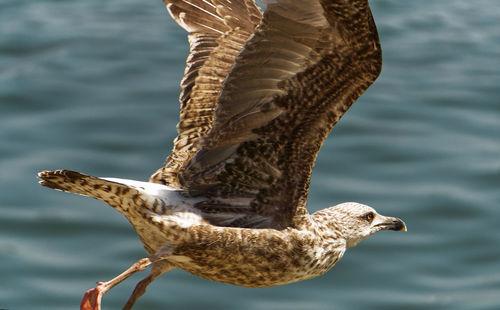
[{"left": 38, "top": 1, "right": 406, "bottom": 309}]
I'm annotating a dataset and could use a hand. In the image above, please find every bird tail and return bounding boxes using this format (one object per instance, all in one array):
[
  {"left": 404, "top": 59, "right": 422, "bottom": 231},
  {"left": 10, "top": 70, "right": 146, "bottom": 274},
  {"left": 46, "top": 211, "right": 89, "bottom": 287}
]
[{"left": 38, "top": 170, "right": 141, "bottom": 214}]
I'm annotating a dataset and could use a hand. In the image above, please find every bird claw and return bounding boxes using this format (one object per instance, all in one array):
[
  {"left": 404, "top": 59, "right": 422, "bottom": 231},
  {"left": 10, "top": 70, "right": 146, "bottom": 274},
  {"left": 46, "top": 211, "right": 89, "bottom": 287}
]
[{"left": 80, "top": 283, "right": 104, "bottom": 310}]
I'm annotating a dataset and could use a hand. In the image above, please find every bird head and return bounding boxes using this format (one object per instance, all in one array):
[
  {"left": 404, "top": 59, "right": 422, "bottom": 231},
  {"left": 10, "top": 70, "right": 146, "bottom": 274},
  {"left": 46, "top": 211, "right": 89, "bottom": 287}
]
[{"left": 316, "top": 202, "right": 406, "bottom": 249}]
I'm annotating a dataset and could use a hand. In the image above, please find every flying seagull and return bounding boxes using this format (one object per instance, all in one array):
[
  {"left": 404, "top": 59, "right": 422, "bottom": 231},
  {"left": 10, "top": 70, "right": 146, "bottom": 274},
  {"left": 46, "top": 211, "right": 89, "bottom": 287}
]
[{"left": 38, "top": 0, "right": 406, "bottom": 309}]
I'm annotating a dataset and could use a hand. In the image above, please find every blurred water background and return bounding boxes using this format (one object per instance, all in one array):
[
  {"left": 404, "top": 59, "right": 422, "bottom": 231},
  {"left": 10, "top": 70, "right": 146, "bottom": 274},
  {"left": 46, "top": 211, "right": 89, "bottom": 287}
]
[{"left": 1, "top": 0, "right": 499, "bottom": 309}]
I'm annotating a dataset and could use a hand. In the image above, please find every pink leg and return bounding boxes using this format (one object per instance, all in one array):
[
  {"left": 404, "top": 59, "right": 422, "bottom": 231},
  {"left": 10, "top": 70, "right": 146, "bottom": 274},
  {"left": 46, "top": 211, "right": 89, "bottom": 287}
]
[
  {"left": 122, "top": 273, "right": 157, "bottom": 310},
  {"left": 122, "top": 261, "right": 173, "bottom": 310},
  {"left": 80, "top": 257, "right": 152, "bottom": 310}
]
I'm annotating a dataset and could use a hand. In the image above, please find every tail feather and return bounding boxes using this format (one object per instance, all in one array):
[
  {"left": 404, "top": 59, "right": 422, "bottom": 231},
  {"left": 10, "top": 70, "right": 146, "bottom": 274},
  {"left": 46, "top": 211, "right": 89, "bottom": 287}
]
[{"left": 38, "top": 170, "right": 141, "bottom": 213}]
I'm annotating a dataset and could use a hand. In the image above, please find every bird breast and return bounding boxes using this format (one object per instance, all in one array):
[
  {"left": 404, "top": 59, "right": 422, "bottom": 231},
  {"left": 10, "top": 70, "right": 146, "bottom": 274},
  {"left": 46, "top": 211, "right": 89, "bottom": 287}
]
[{"left": 162, "top": 224, "right": 345, "bottom": 288}]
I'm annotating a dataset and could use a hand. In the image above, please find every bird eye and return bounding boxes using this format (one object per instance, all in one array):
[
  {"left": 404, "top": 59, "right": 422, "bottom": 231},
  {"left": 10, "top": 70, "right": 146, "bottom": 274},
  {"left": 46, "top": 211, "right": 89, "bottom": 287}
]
[{"left": 364, "top": 212, "right": 374, "bottom": 223}]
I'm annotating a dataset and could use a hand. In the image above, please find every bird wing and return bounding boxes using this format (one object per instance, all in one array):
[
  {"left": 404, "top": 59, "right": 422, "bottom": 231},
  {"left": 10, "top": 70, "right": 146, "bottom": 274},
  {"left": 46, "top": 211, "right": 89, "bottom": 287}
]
[
  {"left": 150, "top": 0, "right": 263, "bottom": 187},
  {"left": 173, "top": 0, "right": 381, "bottom": 230}
]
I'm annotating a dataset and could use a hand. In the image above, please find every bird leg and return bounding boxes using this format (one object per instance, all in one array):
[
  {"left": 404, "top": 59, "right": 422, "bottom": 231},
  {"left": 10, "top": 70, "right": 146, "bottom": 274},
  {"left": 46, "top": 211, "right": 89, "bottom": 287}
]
[
  {"left": 122, "top": 271, "right": 158, "bottom": 310},
  {"left": 122, "top": 260, "right": 174, "bottom": 310},
  {"left": 80, "top": 257, "right": 153, "bottom": 310}
]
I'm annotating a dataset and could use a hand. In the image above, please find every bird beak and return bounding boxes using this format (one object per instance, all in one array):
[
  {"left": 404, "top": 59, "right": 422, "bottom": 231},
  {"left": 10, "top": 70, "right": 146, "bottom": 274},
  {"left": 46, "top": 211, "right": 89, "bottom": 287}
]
[{"left": 375, "top": 216, "right": 407, "bottom": 232}]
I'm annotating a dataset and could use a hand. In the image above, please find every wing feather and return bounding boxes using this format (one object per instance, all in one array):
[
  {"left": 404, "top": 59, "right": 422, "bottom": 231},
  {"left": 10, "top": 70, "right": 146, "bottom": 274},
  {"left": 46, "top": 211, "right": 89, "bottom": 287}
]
[
  {"left": 150, "top": 0, "right": 262, "bottom": 187},
  {"left": 178, "top": 0, "right": 382, "bottom": 229}
]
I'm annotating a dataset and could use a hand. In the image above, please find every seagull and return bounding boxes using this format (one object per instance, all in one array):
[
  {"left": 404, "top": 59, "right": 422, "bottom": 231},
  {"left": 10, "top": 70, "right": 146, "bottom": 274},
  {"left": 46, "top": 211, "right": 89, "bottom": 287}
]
[{"left": 38, "top": 0, "right": 406, "bottom": 309}]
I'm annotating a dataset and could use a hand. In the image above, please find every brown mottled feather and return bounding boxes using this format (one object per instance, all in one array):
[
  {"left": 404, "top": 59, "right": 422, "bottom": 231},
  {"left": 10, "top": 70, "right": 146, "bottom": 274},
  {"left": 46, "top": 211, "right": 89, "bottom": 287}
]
[
  {"left": 150, "top": 0, "right": 381, "bottom": 229},
  {"left": 177, "top": 0, "right": 382, "bottom": 229},
  {"left": 150, "top": 0, "right": 263, "bottom": 187}
]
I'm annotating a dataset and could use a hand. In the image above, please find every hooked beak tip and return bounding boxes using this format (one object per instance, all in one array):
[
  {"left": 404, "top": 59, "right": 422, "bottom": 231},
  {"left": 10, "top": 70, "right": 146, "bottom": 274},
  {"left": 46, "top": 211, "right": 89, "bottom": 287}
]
[{"left": 393, "top": 218, "right": 407, "bottom": 232}]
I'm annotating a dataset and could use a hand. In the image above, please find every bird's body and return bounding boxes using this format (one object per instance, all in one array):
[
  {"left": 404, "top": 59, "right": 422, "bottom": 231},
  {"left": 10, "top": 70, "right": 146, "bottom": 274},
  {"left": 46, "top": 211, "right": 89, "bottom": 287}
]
[
  {"left": 38, "top": 0, "right": 407, "bottom": 309},
  {"left": 38, "top": 170, "right": 352, "bottom": 288}
]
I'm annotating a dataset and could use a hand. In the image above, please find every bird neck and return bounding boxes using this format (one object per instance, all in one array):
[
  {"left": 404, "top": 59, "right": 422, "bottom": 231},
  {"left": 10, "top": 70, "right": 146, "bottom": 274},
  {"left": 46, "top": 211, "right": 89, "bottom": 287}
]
[{"left": 310, "top": 208, "right": 348, "bottom": 248}]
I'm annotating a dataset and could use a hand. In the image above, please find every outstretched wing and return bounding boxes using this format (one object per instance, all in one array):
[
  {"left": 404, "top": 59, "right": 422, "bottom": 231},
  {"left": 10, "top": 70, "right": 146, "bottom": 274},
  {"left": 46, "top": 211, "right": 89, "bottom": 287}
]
[
  {"left": 150, "top": 0, "right": 262, "bottom": 187},
  {"left": 178, "top": 0, "right": 382, "bottom": 229}
]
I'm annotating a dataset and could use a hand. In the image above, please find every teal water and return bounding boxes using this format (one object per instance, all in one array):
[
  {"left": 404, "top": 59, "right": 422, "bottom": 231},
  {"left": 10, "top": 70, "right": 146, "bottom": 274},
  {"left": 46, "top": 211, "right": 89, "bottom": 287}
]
[{"left": 1, "top": 0, "right": 499, "bottom": 309}]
